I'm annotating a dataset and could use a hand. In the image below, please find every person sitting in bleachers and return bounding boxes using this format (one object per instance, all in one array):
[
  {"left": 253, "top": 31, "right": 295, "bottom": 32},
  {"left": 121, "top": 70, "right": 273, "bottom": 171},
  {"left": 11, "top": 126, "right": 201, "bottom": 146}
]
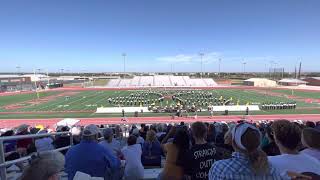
[
  {"left": 184, "top": 122, "right": 224, "bottom": 180},
  {"left": 121, "top": 135, "right": 144, "bottom": 180},
  {"left": 99, "top": 128, "right": 121, "bottom": 158},
  {"left": 262, "top": 125, "right": 280, "bottom": 156},
  {"left": 53, "top": 126, "right": 71, "bottom": 155},
  {"left": 35, "top": 129, "right": 55, "bottom": 152},
  {"left": 208, "top": 122, "right": 282, "bottom": 180},
  {"left": 15, "top": 124, "right": 33, "bottom": 156},
  {"left": 268, "top": 120, "right": 320, "bottom": 177},
  {"left": 142, "top": 130, "right": 163, "bottom": 167},
  {"left": 139, "top": 124, "right": 147, "bottom": 140},
  {"left": 159, "top": 127, "right": 190, "bottom": 180},
  {"left": 21, "top": 151, "right": 64, "bottom": 180},
  {"left": 132, "top": 128, "right": 145, "bottom": 145},
  {"left": 65, "top": 124, "right": 120, "bottom": 180},
  {"left": 300, "top": 127, "right": 320, "bottom": 161}
]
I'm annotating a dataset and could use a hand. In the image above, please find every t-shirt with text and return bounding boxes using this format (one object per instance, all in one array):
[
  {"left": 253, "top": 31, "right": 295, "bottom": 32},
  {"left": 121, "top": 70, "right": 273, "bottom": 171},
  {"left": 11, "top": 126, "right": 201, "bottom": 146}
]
[{"left": 184, "top": 143, "right": 223, "bottom": 180}]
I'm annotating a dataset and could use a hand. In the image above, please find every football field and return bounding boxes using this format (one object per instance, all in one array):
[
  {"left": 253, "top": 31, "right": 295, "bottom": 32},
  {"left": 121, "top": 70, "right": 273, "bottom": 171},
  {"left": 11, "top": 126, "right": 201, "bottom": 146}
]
[{"left": 0, "top": 88, "right": 319, "bottom": 119}]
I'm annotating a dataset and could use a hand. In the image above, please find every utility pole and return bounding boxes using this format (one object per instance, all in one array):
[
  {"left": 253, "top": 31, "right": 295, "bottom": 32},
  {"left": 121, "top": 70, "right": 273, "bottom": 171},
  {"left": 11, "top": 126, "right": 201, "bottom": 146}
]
[{"left": 199, "top": 52, "right": 204, "bottom": 78}]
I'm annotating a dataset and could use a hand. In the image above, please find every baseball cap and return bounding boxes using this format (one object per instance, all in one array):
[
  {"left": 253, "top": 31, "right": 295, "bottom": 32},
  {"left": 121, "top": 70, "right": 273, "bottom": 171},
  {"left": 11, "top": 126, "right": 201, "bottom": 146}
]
[
  {"left": 103, "top": 128, "right": 113, "bottom": 138},
  {"left": 132, "top": 128, "right": 140, "bottom": 136},
  {"left": 82, "top": 124, "right": 100, "bottom": 136}
]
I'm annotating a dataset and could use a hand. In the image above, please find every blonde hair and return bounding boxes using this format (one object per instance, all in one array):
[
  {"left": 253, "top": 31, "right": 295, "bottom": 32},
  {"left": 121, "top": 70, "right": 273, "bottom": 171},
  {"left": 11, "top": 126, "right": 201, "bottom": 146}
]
[{"left": 146, "top": 130, "right": 157, "bottom": 142}]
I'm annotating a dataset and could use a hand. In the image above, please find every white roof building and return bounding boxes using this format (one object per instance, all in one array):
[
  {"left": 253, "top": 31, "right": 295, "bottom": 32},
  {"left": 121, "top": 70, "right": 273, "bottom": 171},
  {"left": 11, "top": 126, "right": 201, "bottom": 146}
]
[{"left": 243, "top": 78, "right": 277, "bottom": 87}]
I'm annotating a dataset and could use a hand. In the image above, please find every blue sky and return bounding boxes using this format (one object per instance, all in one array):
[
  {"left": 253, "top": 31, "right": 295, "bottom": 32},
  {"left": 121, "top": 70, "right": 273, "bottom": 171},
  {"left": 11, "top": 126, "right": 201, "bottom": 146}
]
[{"left": 0, "top": 0, "right": 319, "bottom": 73}]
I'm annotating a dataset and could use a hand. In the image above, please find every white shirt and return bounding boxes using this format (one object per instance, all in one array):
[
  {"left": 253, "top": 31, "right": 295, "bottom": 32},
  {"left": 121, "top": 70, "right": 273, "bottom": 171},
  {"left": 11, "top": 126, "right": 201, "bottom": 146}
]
[
  {"left": 121, "top": 144, "right": 144, "bottom": 180},
  {"left": 35, "top": 137, "right": 54, "bottom": 152},
  {"left": 268, "top": 153, "right": 320, "bottom": 176},
  {"left": 99, "top": 139, "right": 121, "bottom": 156}
]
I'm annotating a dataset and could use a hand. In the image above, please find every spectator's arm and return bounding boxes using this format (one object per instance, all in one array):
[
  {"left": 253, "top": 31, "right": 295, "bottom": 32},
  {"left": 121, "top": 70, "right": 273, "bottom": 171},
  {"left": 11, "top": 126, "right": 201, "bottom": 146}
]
[{"left": 161, "top": 126, "right": 176, "bottom": 144}]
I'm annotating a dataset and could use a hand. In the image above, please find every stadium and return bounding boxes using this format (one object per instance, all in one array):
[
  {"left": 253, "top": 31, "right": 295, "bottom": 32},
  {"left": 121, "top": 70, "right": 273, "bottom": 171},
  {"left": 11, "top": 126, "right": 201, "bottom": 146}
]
[{"left": 1, "top": 75, "right": 320, "bottom": 127}]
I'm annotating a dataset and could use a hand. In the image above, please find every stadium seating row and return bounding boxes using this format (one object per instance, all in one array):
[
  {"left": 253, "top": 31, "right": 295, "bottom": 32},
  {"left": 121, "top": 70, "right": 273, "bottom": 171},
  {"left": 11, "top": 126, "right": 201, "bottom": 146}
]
[{"left": 107, "top": 75, "right": 218, "bottom": 87}]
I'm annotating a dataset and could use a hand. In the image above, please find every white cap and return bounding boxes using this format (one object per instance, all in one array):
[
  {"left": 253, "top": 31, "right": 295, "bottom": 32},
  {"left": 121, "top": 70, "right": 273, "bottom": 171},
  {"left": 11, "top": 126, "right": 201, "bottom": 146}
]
[{"left": 231, "top": 123, "right": 261, "bottom": 150}]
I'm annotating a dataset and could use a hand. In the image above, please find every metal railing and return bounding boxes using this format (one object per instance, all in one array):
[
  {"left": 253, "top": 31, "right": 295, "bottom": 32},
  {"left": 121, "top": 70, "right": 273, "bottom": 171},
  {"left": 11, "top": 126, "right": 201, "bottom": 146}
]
[{"left": 0, "top": 132, "right": 73, "bottom": 180}]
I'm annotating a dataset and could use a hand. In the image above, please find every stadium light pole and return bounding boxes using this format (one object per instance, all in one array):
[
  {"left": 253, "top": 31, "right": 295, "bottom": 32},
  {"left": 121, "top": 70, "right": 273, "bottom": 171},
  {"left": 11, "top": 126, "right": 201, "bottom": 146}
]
[
  {"left": 218, "top": 58, "right": 221, "bottom": 79},
  {"left": 199, "top": 52, "right": 204, "bottom": 79},
  {"left": 16, "top": 66, "right": 21, "bottom": 75},
  {"left": 242, "top": 62, "right": 247, "bottom": 78},
  {"left": 122, "top": 53, "right": 126, "bottom": 77}
]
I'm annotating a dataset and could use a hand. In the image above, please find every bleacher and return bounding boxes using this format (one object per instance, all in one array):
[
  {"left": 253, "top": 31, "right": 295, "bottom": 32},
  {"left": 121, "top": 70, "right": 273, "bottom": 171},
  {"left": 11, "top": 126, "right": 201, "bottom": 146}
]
[
  {"left": 106, "top": 75, "right": 218, "bottom": 87},
  {"left": 1, "top": 120, "right": 320, "bottom": 180}
]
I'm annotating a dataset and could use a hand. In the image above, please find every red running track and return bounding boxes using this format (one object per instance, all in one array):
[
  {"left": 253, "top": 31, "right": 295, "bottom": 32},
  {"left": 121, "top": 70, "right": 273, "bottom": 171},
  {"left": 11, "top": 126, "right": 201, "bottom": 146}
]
[{"left": 1, "top": 114, "right": 320, "bottom": 128}]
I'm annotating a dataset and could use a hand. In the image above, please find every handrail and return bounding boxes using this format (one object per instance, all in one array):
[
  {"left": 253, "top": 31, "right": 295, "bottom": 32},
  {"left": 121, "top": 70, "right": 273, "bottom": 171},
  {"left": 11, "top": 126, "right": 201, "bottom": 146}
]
[
  {"left": 0, "top": 132, "right": 69, "bottom": 141},
  {"left": 0, "top": 131, "right": 72, "bottom": 180},
  {"left": 0, "top": 146, "right": 71, "bottom": 168}
]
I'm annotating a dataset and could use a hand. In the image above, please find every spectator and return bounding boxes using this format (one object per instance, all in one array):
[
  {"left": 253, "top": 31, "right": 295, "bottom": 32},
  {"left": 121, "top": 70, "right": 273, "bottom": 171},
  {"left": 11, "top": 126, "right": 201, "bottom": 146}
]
[
  {"left": 65, "top": 124, "right": 120, "bottom": 180},
  {"left": 99, "top": 128, "right": 121, "bottom": 157},
  {"left": 121, "top": 135, "right": 144, "bottom": 180},
  {"left": 156, "top": 124, "right": 166, "bottom": 140},
  {"left": 262, "top": 126, "right": 280, "bottom": 156},
  {"left": 159, "top": 128, "right": 189, "bottom": 180},
  {"left": 215, "top": 123, "right": 229, "bottom": 145},
  {"left": 2, "top": 130, "right": 17, "bottom": 154},
  {"left": 35, "top": 130, "right": 55, "bottom": 152},
  {"left": 301, "top": 127, "right": 320, "bottom": 161},
  {"left": 142, "top": 130, "right": 162, "bottom": 167},
  {"left": 209, "top": 123, "right": 281, "bottom": 180},
  {"left": 269, "top": 120, "right": 320, "bottom": 177},
  {"left": 184, "top": 122, "right": 223, "bottom": 180},
  {"left": 139, "top": 124, "right": 147, "bottom": 140},
  {"left": 114, "top": 125, "right": 123, "bottom": 140},
  {"left": 305, "top": 121, "right": 316, "bottom": 128},
  {"left": 132, "top": 128, "right": 145, "bottom": 145},
  {"left": 206, "top": 124, "right": 216, "bottom": 144},
  {"left": 21, "top": 151, "right": 65, "bottom": 180},
  {"left": 53, "top": 126, "right": 71, "bottom": 155},
  {"left": 15, "top": 124, "right": 33, "bottom": 155}
]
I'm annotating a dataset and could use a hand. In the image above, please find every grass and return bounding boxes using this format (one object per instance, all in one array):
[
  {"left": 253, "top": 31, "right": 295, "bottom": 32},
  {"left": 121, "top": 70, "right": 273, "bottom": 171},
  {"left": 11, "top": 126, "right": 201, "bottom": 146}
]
[
  {"left": 271, "top": 89, "right": 320, "bottom": 99},
  {"left": 0, "top": 89, "right": 319, "bottom": 119},
  {"left": 0, "top": 91, "right": 62, "bottom": 108}
]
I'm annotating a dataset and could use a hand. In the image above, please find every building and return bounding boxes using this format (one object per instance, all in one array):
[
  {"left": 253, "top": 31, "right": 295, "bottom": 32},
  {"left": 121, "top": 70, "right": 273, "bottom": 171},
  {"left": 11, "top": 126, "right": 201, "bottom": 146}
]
[
  {"left": 303, "top": 77, "right": 320, "bottom": 86},
  {"left": 278, "top": 78, "right": 307, "bottom": 86},
  {"left": 243, "top": 78, "right": 277, "bottom": 87},
  {"left": 22, "top": 74, "right": 49, "bottom": 82},
  {"left": 0, "top": 75, "right": 33, "bottom": 92}
]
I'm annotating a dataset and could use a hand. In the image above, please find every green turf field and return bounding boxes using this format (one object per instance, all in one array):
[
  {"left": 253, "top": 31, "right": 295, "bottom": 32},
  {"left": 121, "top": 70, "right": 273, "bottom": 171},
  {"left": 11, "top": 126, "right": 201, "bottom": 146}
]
[{"left": 0, "top": 89, "right": 319, "bottom": 119}]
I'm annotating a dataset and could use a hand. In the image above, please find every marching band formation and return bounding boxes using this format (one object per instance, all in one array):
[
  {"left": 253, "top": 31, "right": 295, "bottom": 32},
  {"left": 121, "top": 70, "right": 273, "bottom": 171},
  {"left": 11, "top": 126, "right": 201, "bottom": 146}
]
[{"left": 106, "top": 90, "right": 297, "bottom": 113}]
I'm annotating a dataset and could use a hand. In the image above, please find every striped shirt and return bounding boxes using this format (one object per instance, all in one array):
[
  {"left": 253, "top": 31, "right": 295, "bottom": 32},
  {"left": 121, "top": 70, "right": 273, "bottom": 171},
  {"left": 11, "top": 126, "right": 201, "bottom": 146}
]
[{"left": 208, "top": 152, "right": 285, "bottom": 180}]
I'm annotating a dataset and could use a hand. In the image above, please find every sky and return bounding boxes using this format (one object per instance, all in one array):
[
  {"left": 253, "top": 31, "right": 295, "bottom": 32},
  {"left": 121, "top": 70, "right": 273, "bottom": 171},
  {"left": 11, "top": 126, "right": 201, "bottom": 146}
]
[{"left": 0, "top": 0, "right": 320, "bottom": 73}]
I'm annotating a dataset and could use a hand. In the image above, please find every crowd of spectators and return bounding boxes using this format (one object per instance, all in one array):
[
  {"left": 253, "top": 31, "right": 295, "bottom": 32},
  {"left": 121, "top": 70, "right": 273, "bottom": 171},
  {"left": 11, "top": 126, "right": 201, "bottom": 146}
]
[{"left": 1, "top": 119, "right": 320, "bottom": 180}]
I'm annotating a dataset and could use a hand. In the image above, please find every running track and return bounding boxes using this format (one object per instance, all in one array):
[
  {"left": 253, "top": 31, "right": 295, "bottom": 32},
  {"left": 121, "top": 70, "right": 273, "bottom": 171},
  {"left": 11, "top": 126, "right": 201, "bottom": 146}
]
[{"left": 1, "top": 114, "right": 320, "bottom": 128}]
